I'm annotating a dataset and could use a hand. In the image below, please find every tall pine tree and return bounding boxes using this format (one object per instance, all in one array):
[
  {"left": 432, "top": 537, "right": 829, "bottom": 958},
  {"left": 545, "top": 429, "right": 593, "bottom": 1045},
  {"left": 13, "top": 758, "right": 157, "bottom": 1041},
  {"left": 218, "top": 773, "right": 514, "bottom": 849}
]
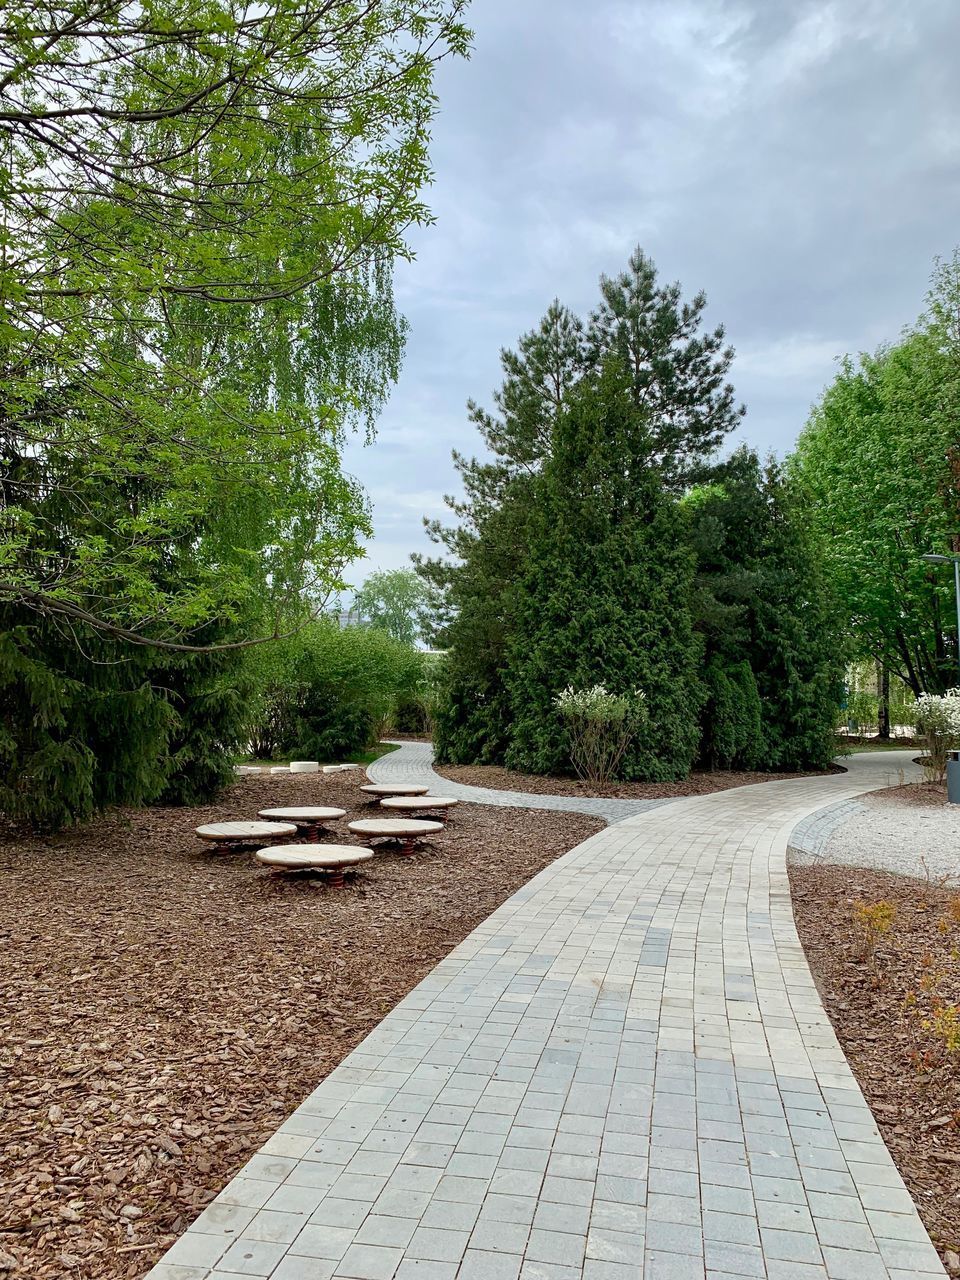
[{"left": 422, "top": 247, "right": 743, "bottom": 773}]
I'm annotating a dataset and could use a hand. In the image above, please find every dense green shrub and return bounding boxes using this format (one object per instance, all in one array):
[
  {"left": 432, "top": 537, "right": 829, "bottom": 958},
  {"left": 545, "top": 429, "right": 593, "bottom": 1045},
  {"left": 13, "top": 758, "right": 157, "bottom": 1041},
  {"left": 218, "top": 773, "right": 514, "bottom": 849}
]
[
  {"left": 246, "top": 621, "right": 427, "bottom": 761},
  {"left": 0, "top": 621, "right": 170, "bottom": 829},
  {"left": 700, "top": 660, "right": 764, "bottom": 770},
  {"left": 686, "top": 450, "right": 844, "bottom": 772}
]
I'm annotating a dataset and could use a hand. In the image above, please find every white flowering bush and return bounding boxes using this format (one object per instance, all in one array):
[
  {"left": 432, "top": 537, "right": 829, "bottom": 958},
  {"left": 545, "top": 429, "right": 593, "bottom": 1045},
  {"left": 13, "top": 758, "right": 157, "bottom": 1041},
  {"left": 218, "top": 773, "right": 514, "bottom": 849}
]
[
  {"left": 913, "top": 689, "right": 960, "bottom": 782},
  {"left": 553, "top": 685, "right": 647, "bottom": 786}
]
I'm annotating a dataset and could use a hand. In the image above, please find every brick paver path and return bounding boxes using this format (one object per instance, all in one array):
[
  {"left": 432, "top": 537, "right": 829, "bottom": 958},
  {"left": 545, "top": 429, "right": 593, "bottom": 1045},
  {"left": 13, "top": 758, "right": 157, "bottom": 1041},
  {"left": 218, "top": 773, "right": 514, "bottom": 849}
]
[{"left": 148, "top": 748, "right": 944, "bottom": 1280}]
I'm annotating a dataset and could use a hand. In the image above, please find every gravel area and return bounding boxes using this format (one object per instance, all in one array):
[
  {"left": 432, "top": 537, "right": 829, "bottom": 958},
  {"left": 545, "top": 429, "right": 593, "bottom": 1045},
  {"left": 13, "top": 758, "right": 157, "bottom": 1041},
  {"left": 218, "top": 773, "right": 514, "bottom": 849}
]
[
  {"left": 790, "top": 781, "right": 960, "bottom": 883},
  {"left": 0, "top": 772, "right": 601, "bottom": 1280}
]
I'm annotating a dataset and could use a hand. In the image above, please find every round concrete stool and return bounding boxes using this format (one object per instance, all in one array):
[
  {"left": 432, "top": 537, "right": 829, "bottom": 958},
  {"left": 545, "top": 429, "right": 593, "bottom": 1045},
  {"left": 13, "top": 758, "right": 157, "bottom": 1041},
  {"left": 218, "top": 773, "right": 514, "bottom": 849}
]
[
  {"left": 290, "top": 761, "right": 319, "bottom": 773},
  {"left": 379, "top": 795, "right": 459, "bottom": 820},
  {"left": 348, "top": 818, "right": 444, "bottom": 856},
  {"left": 196, "top": 820, "right": 297, "bottom": 855},
  {"left": 255, "top": 843, "right": 373, "bottom": 888},
  {"left": 269, "top": 766, "right": 289, "bottom": 774},
  {"left": 360, "top": 783, "right": 431, "bottom": 802},
  {"left": 258, "top": 806, "right": 346, "bottom": 840}
]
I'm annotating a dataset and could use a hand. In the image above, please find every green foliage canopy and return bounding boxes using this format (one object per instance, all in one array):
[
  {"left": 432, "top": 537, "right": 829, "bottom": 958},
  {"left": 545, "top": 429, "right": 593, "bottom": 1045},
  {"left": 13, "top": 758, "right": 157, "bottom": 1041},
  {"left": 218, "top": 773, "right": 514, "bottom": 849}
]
[
  {"left": 0, "top": 0, "right": 471, "bottom": 647},
  {"left": 793, "top": 254, "right": 960, "bottom": 694},
  {"left": 353, "top": 568, "right": 431, "bottom": 646}
]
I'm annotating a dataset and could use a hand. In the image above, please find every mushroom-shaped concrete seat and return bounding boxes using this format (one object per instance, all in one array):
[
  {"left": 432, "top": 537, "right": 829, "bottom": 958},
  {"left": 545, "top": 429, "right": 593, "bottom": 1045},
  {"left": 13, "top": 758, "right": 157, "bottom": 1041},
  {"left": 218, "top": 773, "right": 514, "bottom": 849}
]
[
  {"left": 255, "top": 843, "right": 373, "bottom": 888},
  {"left": 348, "top": 818, "right": 444, "bottom": 855},
  {"left": 379, "top": 795, "right": 459, "bottom": 818},
  {"left": 196, "top": 820, "right": 297, "bottom": 854},
  {"left": 359, "top": 783, "right": 431, "bottom": 801},
  {"left": 258, "top": 806, "right": 346, "bottom": 839}
]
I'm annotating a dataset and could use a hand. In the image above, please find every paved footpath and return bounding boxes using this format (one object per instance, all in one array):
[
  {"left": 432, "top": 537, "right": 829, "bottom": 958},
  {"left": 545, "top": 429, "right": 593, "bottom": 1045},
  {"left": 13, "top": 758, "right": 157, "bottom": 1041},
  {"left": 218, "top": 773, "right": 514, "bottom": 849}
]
[
  {"left": 368, "top": 740, "right": 676, "bottom": 825},
  {"left": 148, "top": 748, "right": 944, "bottom": 1280}
]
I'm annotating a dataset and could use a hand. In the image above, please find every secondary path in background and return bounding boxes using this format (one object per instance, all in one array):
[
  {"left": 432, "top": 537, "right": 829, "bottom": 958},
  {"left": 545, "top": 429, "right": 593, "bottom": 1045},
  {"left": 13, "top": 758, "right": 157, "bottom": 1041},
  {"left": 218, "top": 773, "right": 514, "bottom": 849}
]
[
  {"left": 369, "top": 740, "right": 674, "bottom": 824},
  {"left": 148, "top": 749, "right": 944, "bottom": 1280}
]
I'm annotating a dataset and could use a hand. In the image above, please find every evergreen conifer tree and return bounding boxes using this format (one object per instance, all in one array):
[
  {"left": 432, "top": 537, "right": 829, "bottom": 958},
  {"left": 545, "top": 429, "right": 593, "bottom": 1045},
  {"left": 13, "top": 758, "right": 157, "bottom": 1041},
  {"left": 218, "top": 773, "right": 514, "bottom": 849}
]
[
  {"left": 686, "top": 449, "right": 843, "bottom": 771},
  {"left": 504, "top": 364, "right": 704, "bottom": 780},
  {"left": 422, "top": 247, "right": 743, "bottom": 774}
]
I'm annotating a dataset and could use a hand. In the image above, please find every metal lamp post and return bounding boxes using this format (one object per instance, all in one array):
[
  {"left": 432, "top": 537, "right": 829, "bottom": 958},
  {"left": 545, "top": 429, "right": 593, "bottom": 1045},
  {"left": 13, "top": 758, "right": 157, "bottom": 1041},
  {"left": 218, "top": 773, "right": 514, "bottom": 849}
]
[{"left": 921, "top": 551, "right": 960, "bottom": 801}]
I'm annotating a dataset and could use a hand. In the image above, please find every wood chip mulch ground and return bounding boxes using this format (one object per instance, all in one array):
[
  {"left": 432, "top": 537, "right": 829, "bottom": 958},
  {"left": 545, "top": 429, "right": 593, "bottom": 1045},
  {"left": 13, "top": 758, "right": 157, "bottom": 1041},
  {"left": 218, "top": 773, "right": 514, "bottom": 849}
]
[
  {"left": 864, "top": 780, "right": 947, "bottom": 808},
  {"left": 790, "top": 862, "right": 960, "bottom": 1272},
  {"left": 0, "top": 773, "right": 602, "bottom": 1280},
  {"left": 433, "top": 760, "right": 843, "bottom": 799}
]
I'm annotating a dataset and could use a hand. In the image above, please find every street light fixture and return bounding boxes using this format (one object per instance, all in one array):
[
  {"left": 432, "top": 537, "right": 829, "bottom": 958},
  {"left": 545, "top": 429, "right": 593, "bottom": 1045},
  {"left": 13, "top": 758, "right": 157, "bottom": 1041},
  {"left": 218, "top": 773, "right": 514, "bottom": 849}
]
[{"left": 921, "top": 552, "right": 960, "bottom": 682}]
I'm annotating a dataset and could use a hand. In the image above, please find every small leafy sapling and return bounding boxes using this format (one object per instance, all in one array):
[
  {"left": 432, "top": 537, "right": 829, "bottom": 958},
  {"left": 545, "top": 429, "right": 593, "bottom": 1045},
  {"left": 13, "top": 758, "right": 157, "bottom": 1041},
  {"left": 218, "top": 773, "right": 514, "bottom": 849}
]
[{"left": 853, "top": 901, "right": 896, "bottom": 968}]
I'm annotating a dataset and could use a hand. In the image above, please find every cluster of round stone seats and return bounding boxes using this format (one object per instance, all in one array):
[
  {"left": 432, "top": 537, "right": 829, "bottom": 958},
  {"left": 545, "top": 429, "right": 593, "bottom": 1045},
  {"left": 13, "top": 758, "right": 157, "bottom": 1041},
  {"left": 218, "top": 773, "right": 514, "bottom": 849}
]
[{"left": 198, "top": 763, "right": 459, "bottom": 886}]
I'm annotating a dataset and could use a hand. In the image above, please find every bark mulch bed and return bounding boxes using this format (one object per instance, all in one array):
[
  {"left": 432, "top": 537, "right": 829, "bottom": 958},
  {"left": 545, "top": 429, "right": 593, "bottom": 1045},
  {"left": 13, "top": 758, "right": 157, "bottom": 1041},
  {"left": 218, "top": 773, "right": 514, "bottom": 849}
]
[
  {"left": 864, "top": 780, "right": 947, "bottom": 808},
  {"left": 790, "top": 863, "right": 960, "bottom": 1272},
  {"left": 0, "top": 773, "right": 601, "bottom": 1280},
  {"left": 433, "top": 760, "right": 843, "bottom": 800}
]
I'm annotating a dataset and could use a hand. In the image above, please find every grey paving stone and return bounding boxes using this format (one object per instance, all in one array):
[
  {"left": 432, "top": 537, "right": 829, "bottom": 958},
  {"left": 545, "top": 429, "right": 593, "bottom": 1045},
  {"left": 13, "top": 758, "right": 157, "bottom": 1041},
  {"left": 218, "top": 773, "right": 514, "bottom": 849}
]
[
  {"left": 218, "top": 1237, "right": 289, "bottom": 1275},
  {"left": 702, "top": 1239, "right": 766, "bottom": 1277},
  {"left": 289, "top": 1225, "right": 356, "bottom": 1259},
  {"left": 761, "top": 1227, "right": 825, "bottom": 1265},
  {"left": 160, "top": 1234, "right": 228, "bottom": 1268},
  {"left": 336, "top": 1241, "right": 404, "bottom": 1278},
  {"left": 645, "top": 1218, "right": 703, "bottom": 1256},
  {"left": 644, "top": 1250, "right": 707, "bottom": 1279},
  {"left": 393, "top": 1263, "right": 457, "bottom": 1280},
  {"left": 457, "top": 1249, "right": 523, "bottom": 1280},
  {"left": 702, "top": 1208, "right": 762, "bottom": 1247},
  {"left": 353, "top": 1216, "right": 419, "bottom": 1248},
  {"left": 271, "top": 1259, "right": 338, "bottom": 1280}
]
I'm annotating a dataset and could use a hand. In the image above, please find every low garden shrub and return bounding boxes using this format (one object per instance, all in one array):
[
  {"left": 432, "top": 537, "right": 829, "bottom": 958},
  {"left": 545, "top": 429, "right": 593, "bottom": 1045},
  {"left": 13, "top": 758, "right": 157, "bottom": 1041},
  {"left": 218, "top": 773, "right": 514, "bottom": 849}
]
[
  {"left": 554, "top": 685, "right": 647, "bottom": 786},
  {"left": 913, "top": 688, "right": 960, "bottom": 782},
  {"left": 699, "top": 660, "right": 764, "bottom": 770},
  {"left": 246, "top": 622, "right": 429, "bottom": 761}
]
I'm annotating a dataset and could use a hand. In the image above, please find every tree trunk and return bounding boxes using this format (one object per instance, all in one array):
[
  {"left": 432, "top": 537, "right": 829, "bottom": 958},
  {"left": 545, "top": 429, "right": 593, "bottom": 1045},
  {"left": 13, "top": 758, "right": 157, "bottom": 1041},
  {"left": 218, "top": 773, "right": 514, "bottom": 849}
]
[{"left": 876, "top": 659, "right": 891, "bottom": 739}]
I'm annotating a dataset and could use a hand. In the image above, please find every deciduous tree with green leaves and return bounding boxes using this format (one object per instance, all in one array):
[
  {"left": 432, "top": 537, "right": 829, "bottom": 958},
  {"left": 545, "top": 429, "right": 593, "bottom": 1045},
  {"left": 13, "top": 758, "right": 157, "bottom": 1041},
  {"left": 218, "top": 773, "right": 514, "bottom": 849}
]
[
  {"left": 1, "top": 0, "right": 471, "bottom": 646},
  {"left": 793, "top": 253, "right": 960, "bottom": 695},
  {"left": 353, "top": 568, "right": 430, "bottom": 646},
  {"left": 0, "top": 0, "right": 471, "bottom": 826}
]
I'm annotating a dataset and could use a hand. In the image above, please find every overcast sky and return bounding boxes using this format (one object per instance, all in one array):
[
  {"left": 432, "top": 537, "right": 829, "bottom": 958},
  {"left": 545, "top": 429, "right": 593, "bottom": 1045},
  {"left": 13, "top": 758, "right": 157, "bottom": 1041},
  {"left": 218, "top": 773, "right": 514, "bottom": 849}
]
[{"left": 340, "top": 0, "right": 960, "bottom": 586}]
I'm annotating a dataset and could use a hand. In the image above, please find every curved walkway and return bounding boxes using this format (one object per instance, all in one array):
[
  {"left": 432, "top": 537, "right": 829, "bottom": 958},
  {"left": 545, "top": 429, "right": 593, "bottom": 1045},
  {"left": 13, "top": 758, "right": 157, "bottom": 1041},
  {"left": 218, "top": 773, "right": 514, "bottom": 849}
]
[
  {"left": 148, "top": 749, "right": 945, "bottom": 1280},
  {"left": 368, "top": 740, "right": 675, "bottom": 824}
]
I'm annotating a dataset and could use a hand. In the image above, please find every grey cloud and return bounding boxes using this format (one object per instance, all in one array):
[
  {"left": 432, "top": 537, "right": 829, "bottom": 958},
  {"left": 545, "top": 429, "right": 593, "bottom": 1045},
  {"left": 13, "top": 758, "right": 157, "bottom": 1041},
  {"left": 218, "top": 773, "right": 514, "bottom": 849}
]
[{"left": 340, "top": 0, "right": 960, "bottom": 583}]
